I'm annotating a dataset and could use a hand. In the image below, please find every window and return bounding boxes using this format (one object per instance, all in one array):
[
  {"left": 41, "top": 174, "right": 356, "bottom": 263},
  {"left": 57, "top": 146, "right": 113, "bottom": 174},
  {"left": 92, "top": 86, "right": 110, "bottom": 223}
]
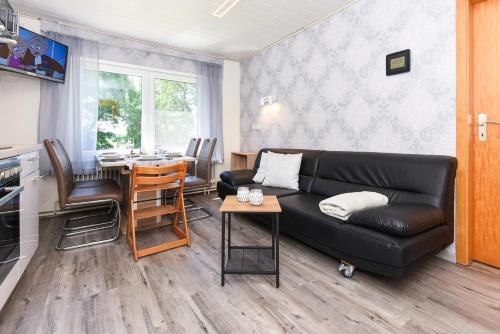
[
  {"left": 97, "top": 71, "right": 142, "bottom": 149},
  {"left": 96, "top": 61, "right": 197, "bottom": 151},
  {"left": 154, "top": 78, "right": 197, "bottom": 151}
]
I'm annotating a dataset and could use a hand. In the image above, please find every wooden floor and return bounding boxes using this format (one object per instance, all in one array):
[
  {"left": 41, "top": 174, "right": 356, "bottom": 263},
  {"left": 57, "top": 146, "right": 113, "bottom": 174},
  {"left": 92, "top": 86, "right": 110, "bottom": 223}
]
[{"left": 1, "top": 194, "right": 500, "bottom": 333}]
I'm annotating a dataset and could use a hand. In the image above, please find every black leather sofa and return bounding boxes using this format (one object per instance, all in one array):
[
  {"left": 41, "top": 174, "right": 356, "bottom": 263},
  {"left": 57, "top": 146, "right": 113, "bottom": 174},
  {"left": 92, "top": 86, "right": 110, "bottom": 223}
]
[{"left": 217, "top": 148, "right": 457, "bottom": 278}]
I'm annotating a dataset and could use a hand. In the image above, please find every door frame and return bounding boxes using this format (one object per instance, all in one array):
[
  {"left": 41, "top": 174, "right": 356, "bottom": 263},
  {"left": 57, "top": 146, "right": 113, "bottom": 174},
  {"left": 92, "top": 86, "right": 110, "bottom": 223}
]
[{"left": 455, "top": 0, "right": 489, "bottom": 264}]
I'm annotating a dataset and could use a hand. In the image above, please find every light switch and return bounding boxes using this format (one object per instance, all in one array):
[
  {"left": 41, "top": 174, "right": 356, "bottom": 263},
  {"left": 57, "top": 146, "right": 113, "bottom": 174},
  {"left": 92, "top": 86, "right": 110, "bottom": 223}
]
[{"left": 252, "top": 124, "right": 261, "bottom": 130}]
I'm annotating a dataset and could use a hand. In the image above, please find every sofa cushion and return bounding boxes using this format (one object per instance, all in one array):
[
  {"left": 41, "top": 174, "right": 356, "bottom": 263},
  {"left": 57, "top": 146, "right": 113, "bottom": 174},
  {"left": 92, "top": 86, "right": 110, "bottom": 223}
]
[
  {"left": 220, "top": 169, "right": 255, "bottom": 186},
  {"left": 248, "top": 184, "right": 300, "bottom": 198},
  {"left": 253, "top": 148, "right": 324, "bottom": 192},
  {"left": 311, "top": 151, "right": 457, "bottom": 245},
  {"left": 262, "top": 152, "right": 302, "bottom": 190},
  {"left": 348, "top": 204, "right": 444, "bottom": 237},
  {"left": 216, "top": 181, "right": 300, "bottom": 199},
  {"left": 278, "top": 193, "right": 449, "bottom": 268},
  {"left": 252, "top": 152, "right": 268, "bottom": 183},
  {"left": 313, "top": 151, "right": 455, "bottom": 197}
]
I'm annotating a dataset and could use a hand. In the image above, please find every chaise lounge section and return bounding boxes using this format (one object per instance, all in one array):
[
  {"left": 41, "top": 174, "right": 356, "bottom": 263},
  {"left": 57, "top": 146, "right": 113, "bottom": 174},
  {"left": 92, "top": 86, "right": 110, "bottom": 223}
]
[{"left": 217, "top": 148, "right": 457, "bottom": 278}]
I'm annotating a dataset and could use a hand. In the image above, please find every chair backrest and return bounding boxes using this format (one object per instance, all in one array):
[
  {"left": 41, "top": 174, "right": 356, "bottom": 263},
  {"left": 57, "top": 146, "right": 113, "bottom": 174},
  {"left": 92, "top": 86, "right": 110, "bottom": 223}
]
[
  {"left": 130, "top": 162, "right": 187, "bottom": 198},
  {"left": 43, "top": 139, "right": 74, "bottom": 209},
  {"left": 196, "top": 138, "right": 217, "bottom": 185},
  {"left": 185, "top": 138, "right": 201, "bottom": 157},
  {"left": 185, "top": 138, "right": 201, "bottom": 175}
]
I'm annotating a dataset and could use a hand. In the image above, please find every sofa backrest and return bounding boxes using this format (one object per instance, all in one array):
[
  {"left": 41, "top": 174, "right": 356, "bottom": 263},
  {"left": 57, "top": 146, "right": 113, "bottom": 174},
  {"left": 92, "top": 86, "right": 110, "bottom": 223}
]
[
  {"left": 311, "top": 151, "right": 457, "bottom": 242},
  {"left": 254, "top": 148, "right": 324, "bottom": 193}
]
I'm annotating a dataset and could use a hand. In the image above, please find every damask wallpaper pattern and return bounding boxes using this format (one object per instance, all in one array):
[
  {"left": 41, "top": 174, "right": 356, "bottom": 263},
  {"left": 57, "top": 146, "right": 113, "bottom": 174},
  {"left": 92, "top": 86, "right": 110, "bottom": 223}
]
[{"left": 240, "top": 0, "right": 456, "bottom": 156}]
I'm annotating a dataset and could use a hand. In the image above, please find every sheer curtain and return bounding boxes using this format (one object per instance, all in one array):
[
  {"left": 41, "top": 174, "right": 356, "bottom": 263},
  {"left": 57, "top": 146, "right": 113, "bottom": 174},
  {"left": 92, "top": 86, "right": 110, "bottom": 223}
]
[
  {"left": 38, "top": 32, "right": 99, "bottom": 175},
  {"left": 196, "top": 61, "right": 224, "bottom": 163}
]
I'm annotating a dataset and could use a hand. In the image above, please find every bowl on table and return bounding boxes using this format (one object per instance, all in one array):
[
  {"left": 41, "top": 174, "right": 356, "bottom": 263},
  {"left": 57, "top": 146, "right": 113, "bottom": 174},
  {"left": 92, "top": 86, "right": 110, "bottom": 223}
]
[{"left": 249, "top": 189, "right": 264, "bottom": 206}]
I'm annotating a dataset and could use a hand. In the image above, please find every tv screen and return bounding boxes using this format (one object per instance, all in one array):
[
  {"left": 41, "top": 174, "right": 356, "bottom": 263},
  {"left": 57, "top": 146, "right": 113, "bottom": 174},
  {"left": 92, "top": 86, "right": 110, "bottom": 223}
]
[{"left": 0, "top": 27, "right": 68, "bottom": 83}]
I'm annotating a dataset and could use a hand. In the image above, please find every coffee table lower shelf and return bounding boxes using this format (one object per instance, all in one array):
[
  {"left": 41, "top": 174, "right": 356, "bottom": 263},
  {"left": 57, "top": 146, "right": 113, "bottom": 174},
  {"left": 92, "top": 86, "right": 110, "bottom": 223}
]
[
  {"left": 224, "top": 246, "right": 277, "bottom": 275},
  {"left": 220, "top": 207, "right": 280, "bottom": 288}
]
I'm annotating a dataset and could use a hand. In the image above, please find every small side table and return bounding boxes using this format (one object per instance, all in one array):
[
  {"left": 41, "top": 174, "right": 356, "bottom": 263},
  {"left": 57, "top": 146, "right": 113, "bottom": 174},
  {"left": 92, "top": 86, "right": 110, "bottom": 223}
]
[
  {"left": 230, "top": 152, "right": 257, "bottom": 170},
  {"left": 219, "top": 196, "right": 282, "bottom": 288}
]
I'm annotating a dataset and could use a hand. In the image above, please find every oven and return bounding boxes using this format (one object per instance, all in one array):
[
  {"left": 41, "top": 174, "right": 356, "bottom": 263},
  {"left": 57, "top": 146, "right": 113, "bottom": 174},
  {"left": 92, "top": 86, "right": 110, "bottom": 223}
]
[{"left": 0, "top": 157, "right": 22, "bottom": 284}]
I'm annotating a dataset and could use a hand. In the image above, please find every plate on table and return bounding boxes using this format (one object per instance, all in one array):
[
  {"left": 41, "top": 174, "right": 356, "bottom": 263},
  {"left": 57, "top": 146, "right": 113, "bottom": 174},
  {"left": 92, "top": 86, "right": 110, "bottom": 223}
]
[
  {"left": 101, "top": 158, "right": 124, "bottom": 163},
  {"left": 138, "top": 155, "right": 162, "bottom": 161},
  {"left": 101, "top": 151, "right": 118, "bottom": 156},
  {"left": 165, "top": 151, "right": 182, "bottom": 157},
  {"left": 100, "top": 154, "right": 122, "bottom": 160}
]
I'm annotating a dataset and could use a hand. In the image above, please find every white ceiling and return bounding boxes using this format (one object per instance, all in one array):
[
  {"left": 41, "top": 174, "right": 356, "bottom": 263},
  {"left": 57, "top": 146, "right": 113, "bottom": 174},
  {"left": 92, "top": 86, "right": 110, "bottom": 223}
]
[{"left": 10, "top": 0, "right": 354, "bottom": 60}]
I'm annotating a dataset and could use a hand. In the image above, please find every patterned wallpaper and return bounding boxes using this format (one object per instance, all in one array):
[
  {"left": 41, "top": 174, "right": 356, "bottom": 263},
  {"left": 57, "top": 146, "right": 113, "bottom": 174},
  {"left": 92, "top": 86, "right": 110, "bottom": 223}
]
[{"left": 240, "top": 0, "right": 456, "bottom": 156}]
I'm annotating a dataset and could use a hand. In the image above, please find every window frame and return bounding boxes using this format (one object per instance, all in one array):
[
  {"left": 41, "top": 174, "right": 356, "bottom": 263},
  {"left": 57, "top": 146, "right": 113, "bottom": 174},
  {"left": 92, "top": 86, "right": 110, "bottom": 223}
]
[{"left": 97, "top": 60, "right": 197, "bottom": 150}]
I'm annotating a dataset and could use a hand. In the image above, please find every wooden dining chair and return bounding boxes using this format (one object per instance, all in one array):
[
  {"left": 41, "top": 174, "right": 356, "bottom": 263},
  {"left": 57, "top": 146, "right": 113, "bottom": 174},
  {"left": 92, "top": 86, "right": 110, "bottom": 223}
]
[{"left": 127, "top": 161, "right": 190, "bottom": 261}]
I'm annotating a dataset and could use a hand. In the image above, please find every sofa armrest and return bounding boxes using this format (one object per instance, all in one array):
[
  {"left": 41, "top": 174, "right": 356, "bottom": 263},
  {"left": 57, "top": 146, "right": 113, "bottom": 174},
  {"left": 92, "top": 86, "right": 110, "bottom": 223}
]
[
  {"left": 220, "top": 169, "right": 255, "bottom": 186},
  {"left": 348, "top": 203, "right": 444, "bottom": 237}
]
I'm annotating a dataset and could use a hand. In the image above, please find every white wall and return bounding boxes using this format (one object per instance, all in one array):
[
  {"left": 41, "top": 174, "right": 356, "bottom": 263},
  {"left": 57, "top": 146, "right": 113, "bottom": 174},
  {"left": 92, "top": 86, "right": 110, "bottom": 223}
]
[
  {"left": 216, "top": 60, "right": 241, "bottom": 180},
  {"left": 0, "top": 17, "right": 57, "bottom": 212},
  {"left": 0, "top": 16, "right": 40, "bottom": 145}
]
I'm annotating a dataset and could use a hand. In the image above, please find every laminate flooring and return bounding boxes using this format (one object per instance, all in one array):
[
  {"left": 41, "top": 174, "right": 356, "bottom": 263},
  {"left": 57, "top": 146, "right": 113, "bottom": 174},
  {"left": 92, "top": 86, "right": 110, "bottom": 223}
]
[{"left": 1, "top": 194, "right": 500, "bottom": 333}]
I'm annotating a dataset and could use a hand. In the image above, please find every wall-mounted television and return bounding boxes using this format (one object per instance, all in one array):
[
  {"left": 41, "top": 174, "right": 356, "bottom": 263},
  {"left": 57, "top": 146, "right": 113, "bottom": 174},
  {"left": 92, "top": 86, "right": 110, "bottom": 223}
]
[{"left": 0, "top": 27, "right": 68, "bottom": 83}]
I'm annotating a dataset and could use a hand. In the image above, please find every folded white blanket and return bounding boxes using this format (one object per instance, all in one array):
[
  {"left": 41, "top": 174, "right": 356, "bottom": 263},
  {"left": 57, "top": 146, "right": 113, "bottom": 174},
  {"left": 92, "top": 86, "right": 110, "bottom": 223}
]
[{"left": 319, "top": 191, "right": 389, "bottom": 221}]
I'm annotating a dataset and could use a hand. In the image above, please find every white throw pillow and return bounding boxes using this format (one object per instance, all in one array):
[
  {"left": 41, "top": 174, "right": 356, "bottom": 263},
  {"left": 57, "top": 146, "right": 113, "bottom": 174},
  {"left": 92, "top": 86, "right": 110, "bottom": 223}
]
[
  {"left": 252, "top": 152, "right": 268, "bottom": 183},
  {"left": 262, "top": 152, "right": 302, "bottom": 190}
]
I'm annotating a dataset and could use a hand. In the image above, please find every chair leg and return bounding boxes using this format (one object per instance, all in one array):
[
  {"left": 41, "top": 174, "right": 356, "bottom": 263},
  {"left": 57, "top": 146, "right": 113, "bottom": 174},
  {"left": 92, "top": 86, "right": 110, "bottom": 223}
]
[
  {"left": 63, "top": 202, "right": 115, "bottom": 231},
  {"left": 127, "top": 204, "right": 139, "bottom": 262},
  {"left": 56, "top": 200, "right": 121, "bottom": 251},
  {"left": 184, "top": 197, "right": 196, "bottom": 209},
  {"left": 130, "top": 191, "right": 190, "bottom": 261},
  {"left": 185, "top": 196, "right": 212, "bottom": 222},
  {"left": 187, "top": 207, "right": 212, "bottom": 222},
  {"left": 179, "top": 193, "right": 191, "bottom": 246}
]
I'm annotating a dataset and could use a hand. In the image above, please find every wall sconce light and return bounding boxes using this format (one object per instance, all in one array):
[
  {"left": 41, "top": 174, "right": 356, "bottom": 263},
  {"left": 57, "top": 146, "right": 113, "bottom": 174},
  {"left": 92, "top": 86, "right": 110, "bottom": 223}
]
[{"left": 260, "top": 95, "right": 276, "bottom": 106}]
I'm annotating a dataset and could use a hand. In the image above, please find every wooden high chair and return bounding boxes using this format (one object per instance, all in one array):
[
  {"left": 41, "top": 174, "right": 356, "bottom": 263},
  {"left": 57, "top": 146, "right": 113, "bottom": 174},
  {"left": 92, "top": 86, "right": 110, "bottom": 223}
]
[{"left": 127, "top": 161, "right": 190, "bottom": 261}]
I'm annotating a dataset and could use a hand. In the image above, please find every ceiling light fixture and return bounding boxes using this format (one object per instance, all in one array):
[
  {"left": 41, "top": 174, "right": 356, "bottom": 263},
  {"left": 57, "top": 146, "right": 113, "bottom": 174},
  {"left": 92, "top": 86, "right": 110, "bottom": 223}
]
[{"left": 212, "top": 0, "right": 240, "bottom": 18}]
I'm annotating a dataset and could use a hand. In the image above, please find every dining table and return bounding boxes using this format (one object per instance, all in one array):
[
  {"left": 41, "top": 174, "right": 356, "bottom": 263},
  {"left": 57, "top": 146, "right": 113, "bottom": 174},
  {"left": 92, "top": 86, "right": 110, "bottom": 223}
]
[
  {"left": 95, "top": 152, "right": 198, "bottom": 234},
  {"left": 96, "top": 153, "right": 197, "bottom": 172}
]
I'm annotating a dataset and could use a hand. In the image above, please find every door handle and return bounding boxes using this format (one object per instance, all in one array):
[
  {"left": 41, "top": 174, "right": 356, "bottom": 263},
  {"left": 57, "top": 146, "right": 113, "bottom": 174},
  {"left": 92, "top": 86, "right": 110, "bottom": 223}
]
[{"left": 478, "top": 113, "right": 500, "bottom": 142}]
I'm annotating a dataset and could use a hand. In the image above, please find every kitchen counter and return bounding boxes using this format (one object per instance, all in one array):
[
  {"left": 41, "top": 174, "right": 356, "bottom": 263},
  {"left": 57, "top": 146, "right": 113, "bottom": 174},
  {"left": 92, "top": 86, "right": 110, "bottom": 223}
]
[
  {"left": 0, "top": 144, "right": 42, "bottom": 160},
  {"left": 0, "top": 148, "right": 42, "bottom": 309}
]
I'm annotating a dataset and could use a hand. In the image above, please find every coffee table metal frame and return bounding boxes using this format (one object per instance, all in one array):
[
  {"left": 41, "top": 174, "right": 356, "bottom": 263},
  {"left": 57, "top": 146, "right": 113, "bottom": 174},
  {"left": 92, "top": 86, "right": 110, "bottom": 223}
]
[{"left": 220, "top": 209, "right": 280, "bottom": 288}]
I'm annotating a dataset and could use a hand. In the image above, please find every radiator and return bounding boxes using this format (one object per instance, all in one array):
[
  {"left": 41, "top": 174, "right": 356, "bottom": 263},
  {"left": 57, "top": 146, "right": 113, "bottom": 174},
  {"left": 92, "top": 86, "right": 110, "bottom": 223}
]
[{"left": 73, "top": 168, "right": 122, "bottom": 186}]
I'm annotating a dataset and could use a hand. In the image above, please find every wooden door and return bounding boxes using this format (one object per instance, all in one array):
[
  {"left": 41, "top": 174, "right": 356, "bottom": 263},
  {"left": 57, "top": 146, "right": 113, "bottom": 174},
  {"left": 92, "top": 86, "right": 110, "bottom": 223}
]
[{"left": 472, "top": 0, "right": 500, "bottom": 267}]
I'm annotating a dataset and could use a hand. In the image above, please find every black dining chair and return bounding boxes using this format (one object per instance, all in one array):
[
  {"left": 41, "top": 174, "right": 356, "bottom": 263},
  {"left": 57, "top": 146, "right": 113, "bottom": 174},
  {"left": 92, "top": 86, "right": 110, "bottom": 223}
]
[
  {"left": 185, "top": 137, "right": 201, "bottom": 175},
  {"left": 44, "top": 139, "right": 123, "bottom": 251},
  {"left": 184, "top": 138, "right": 217, "bottom": 222}
]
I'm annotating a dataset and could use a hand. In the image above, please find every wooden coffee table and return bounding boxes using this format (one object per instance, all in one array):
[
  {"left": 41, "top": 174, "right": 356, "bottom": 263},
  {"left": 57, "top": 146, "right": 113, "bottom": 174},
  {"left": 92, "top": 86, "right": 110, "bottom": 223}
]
[{"left": 219, "top": 195, "right": 282, "bottom": 287}]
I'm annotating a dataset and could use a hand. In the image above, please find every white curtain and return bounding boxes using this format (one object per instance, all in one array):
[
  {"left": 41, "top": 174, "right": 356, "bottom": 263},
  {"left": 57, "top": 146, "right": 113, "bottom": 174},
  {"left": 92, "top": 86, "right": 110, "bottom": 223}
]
[
  {"left": 38, "top": 32, "right": 99, "bottom": 175},
  {"left": 196, "top": 61, "right": 224, "bottom": 163}
]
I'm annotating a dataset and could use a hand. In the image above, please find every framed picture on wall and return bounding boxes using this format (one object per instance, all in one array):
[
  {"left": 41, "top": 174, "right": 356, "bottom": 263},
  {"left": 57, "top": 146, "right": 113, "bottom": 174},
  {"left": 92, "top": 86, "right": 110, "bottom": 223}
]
[{"left": 386, "top": 49, "right": 411, "bottom": 76}]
